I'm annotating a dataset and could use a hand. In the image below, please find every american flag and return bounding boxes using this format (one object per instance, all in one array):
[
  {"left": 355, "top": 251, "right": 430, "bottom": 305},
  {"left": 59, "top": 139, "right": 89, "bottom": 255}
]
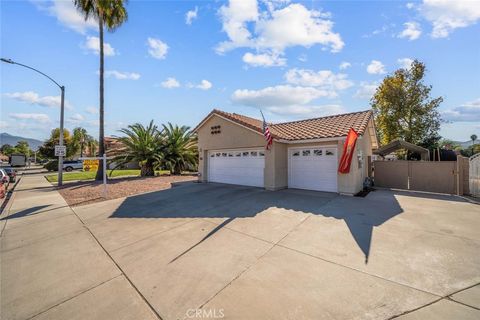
[{"left": 260, "top": 110, "right": 273, "bottom": 150}]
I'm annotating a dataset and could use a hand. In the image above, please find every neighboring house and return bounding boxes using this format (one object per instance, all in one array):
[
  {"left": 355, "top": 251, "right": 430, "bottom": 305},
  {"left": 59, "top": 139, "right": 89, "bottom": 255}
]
[
  {"left": 104, "top": 137, "right": 140, "bottom": 169},
  {"left": 194, "top": 109, "right": 379, "bottom": 195}
]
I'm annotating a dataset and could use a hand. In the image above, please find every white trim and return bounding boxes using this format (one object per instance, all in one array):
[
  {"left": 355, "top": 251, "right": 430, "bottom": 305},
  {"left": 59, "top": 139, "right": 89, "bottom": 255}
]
[
  {"left": 209, "top": 147, "right": 265, "bottom": 153},
  {"left": 288, "top": 144, "right": 338, "bottom": 150}
]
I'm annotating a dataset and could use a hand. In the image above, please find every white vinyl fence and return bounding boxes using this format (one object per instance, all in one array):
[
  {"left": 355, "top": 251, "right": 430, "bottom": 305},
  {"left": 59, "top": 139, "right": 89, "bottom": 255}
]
[{"left": 470, "top": 153, "right": 480, "bottom": 198}]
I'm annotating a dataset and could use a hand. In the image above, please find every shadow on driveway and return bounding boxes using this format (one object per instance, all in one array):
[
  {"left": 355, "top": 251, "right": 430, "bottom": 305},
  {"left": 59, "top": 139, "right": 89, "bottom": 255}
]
[{"left": 108, "top": 183, "right": 418, "bottom": 263}]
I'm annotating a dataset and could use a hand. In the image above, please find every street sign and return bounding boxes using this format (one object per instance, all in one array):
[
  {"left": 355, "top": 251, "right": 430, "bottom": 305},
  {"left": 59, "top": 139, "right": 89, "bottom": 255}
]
[{"left": 54, "top": 145, "right": 66, "bottom": 157}]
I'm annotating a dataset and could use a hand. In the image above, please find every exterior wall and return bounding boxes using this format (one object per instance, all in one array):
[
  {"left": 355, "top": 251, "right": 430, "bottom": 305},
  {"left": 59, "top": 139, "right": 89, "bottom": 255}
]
[
  {"left": 265, "top": 142, "right": 288, "bottom": 190},
  {"left": 197, "top": 114, "right": 265, "bottom": 182}
]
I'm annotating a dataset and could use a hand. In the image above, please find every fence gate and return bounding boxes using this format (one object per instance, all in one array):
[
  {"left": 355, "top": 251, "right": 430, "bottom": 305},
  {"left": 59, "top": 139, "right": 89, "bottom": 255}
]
[
  {"left": 373, "top": 160, "right": 459, "bottom": 194},
  {"left": 470, "top": 154, "right": 480, "bottom": 197}
]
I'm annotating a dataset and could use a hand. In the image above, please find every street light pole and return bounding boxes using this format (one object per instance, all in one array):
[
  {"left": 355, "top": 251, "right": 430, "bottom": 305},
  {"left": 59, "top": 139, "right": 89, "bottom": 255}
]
[
  {"left": 1, "top": 58, "right": 66, "bottom": 186},
  {"left": 58, "top": 86, "right": 65, "bottom": 186}
]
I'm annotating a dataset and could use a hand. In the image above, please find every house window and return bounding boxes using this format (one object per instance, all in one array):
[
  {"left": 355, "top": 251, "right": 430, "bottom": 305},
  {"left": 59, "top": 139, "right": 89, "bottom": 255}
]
[
  {"left": 243, "top": 152, "right": 249, "bottom": 157},
  {"left": 302, "top": 150, "right": 311, "bottom": 156},
  {"left": 313, "top": 149, "right": 322, "bottom": 156},
  {"left": 210, "top": 153, "right": 215, "bottom": 157},
  {"left": 235, "top": 152, "right": 241, "bottom": 157},
  {"left": 251, "top": 151, "right": 258, "bottom": 156},
  {"left": 292, "top": 151, "right": 300, "bottom": 156},
  {"left": 222, "top": 153, "right": 227, "bottom": 157},
  {"left": 216, "top": 153, "right": 221, "bottom": 157},
  {"left": 228, "top": 152, "right": 234, "bottom": 157},
  {"left": 259, "top": 151, "right": 265, "bottom": 157},
  {"left": 326, "top": 149, "right": 335, "bottom": 156}
]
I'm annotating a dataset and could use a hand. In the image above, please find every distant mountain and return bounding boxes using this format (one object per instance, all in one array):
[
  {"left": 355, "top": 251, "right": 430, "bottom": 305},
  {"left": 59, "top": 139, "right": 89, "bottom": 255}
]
[
  {"left": 453, "top": 140, "right": 477, "bottom": 149},
  {"left": 0, "top": 132, "right": 43, "bottom": 150}
]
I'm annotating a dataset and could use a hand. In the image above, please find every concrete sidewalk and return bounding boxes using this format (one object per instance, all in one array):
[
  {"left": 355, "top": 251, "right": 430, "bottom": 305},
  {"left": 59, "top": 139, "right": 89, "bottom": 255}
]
[{"left": 0, "top": 173, "right": 159, "bottom": 320}]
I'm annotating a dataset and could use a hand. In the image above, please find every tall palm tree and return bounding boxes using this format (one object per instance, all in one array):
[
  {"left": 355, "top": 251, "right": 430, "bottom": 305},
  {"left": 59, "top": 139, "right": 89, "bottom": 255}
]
[
  {"left": 111, "top": 121, "right": 162, "bottom": 176},
  {"left": 74, "top": 0, "right": 128, "bottom": 180},
  {"left": 159, "top": 123, "right": 198, "bottom": 175},
  {"left": 471, "top": 134, "right": 478, "bottom": 146},
  {"left": 72, "top": 127, "right": 94, "bottom": 157}
]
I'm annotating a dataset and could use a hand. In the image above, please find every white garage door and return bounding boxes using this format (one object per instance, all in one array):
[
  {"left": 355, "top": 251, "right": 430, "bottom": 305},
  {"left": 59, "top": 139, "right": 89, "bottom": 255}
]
[
  {"left": 289, "top": 146, "right": 338, "bottom": 192},
  {"left": 208, "top": 149, "right": 265, "bottom": 187}
]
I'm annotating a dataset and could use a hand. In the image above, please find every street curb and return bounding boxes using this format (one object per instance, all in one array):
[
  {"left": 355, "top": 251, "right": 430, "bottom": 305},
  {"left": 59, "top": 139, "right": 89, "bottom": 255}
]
[{"left": 0, "top": 175, "right": 22, "bottom": 216}]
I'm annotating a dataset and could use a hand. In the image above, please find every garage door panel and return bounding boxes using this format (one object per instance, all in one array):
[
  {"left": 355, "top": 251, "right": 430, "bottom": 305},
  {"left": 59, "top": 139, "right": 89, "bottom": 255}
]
[
  {"left": 289, "top": 147, "right": 338, "bottom": 192},
  {"left": 208, "top": 149, "right": 264, "bottom": 188}
]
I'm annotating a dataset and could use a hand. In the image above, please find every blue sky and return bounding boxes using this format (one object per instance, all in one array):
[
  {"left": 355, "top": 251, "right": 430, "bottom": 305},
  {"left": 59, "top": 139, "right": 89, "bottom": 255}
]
[{"left": 1, "top": 0, "right": 479, "bottom": 143}]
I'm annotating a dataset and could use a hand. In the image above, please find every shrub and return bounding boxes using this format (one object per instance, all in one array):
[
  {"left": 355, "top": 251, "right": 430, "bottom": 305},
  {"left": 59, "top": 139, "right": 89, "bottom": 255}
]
[{"left": 44, "top": 160, "right": 58, "bottom": 171}]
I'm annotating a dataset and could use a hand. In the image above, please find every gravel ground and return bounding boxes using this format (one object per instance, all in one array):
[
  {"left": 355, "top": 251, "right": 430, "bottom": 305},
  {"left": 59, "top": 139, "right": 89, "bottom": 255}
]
[{"left": 56, "top": 175, "right": 197, "bottom": 206}]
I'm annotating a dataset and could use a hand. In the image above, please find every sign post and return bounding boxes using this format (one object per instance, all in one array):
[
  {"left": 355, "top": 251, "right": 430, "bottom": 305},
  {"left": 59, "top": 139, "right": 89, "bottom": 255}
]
[
  {"left": 103, "top": 153, "right": 107, "bottom": 198},
  {"left": 79, "top": 154, "right": 110, "bottom": 198}
]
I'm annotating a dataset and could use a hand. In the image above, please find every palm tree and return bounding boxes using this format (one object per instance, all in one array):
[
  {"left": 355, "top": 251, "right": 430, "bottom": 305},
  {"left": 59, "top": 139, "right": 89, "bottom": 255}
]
[
  {"left": 87, "top": 139, "right": 99, "bottom": 157},
  {"left": 111, "top": 121, "right": 162, "bottom": 176},
  {"left": 159, "top": 123, "right": 198, "bottom": 175},
  {"left": 74, "top": 0, "right": 128, "bottom": 180},
  {"left": 471, "top": 134, "right": 478, "bottom": 146},
  {"left": 72, "top": 127, "right": 94, "bottom": 157}
]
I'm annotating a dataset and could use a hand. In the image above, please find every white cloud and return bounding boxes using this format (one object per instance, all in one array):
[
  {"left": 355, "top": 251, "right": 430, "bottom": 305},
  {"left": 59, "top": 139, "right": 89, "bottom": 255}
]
[
  {"left": 366, "top": 60, "right": 386, "bottom": 74},
  {"left": 442, "top": 98, "right": 480, "bottom": 122},
  {"left": 398, "top": 21, "right": 422, "bottom": 40},
  {"left": 5, "top": 91, "right": 72, "bottom": 109},
  {"left": 34, "top": 0, "right": 97, "bottom": 34},
  {"left": 10, "top": 113, "right": 51, "bottom": 124},
  {"left": 0, "top": 121, "right": 10, "bottom": 129},
  {"left": 217, "top": 1, "right": 343, "bottom": 65},
  {"left": 284, "top": 68, "right": 353, "bottom": 92},
  {"left": 86, "top": 106, "right": 99, "bottom": 114},
  {"left": 397, "top": 58, "right": 414, "bottom": 69},
  {"left": 84, "top": 36, "right": 116, "bottom": 56},
  {"left": 147, "top": 37, "right": 169, "bottom": 59},
  {"left": 406, "top": 2, "right": 415, "bottom": 9},
  {"left": 298, "top": 54, "right": 307, "bottom": 62},
  {"left": 266, "top": 104, "right": 345, "bottom": 118},
  {"left": 161, "top": 77, "right": 181, "bottom": 89},
  {"left": 354, "top": 81, "right": 379, "bottom": 99},
  {"left": 242, "top": 52, "right": 286, "bottom": 67},
  {"left": 339, "top": 61, "right": 351, "bottom": 70},
  {"left": 104, "top": 70, "right": 141, "bottom": 80},
  {"left": 186, "top": 6, "right": 198, "bottom": 25},
  {"left": 195, "top": 80, "right": 213, "bottom": 90},
  {"left": 68, "top": 113, "right": 85, "bottom": 123},
  {"left": 420, "top": 0, "right": 480, "bottom": 38},
  {"left": 232, "top": 85, "right": 333, "bottom": 107}
]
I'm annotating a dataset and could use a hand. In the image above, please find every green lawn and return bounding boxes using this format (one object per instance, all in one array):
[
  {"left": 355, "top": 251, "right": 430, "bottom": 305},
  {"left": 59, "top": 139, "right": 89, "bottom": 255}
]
[{"left": 45, "top": 169, "right": 171, "bottom": 183}]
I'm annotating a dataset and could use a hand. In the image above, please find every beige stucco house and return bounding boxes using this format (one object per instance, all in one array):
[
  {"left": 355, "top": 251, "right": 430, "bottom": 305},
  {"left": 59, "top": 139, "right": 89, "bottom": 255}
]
[{"left": 194, "top": 109, "right": 379, "bottom": 195}]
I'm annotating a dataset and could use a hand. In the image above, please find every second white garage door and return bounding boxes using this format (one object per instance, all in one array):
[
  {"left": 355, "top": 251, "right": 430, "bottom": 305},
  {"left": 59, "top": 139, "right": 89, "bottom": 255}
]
[
  {"left": 288, "top": 146, "right": 338, "bottom": 192},
  {"left": 208, "top": 149, "right": 265, "bottom": 187}
]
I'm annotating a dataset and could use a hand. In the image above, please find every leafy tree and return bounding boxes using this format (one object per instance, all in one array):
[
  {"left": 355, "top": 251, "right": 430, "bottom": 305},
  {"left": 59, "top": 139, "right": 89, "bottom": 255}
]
[
  {"left": 371, "top": 60, "right": 443, "bottom": 158},
  {"left": 0, "top": 144, "right": 15, "bottom": 156},
  {"left": 159, "top": 123, "right": 198, "bottom": 175},
  {"left": 471, "top": 134, "right": 478, "bottom": 146},
  {"left": 74, "top": 0, "right": 128, "bottom": 180},
  {"left": 38, "top": 128, "right": 78, "bottom": 159},
  {"left": 15, "top": 141, "right": 31, "bottom": 155},
  {"left": 111, "top": 121, "right": 163, "bottom": 176}
]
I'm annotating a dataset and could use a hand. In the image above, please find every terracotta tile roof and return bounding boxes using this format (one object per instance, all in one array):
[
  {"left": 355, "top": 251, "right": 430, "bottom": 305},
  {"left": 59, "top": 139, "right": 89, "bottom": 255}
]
[{"left": 200, "top": 109, "right": 373, "bottom": 141}]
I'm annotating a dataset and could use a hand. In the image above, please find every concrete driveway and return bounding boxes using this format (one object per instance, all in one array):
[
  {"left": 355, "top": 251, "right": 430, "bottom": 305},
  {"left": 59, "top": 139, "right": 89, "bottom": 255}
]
[{"left": 1, "top": 174, "right": 480, "bottom": 320}]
